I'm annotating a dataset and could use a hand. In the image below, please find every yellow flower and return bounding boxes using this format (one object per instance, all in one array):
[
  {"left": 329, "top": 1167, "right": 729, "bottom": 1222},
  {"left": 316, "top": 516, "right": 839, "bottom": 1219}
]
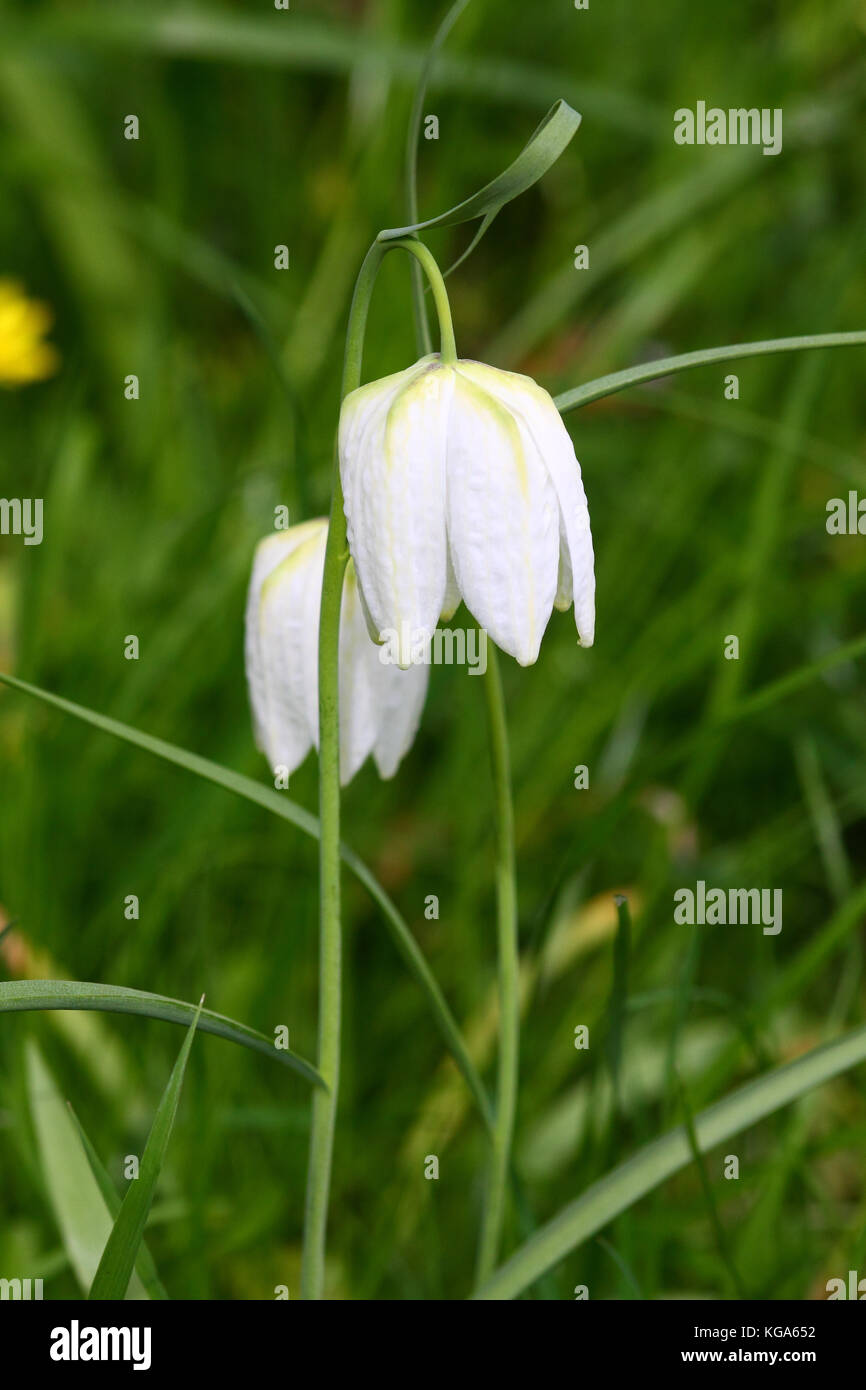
[{"left": 0, "top": 279, "right": 59, "bottom": 387}]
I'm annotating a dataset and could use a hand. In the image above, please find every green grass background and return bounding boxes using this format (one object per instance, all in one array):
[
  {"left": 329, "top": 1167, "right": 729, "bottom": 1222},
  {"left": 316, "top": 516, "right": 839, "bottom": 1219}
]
[{"left": 1, "top": 0, "right": 865, "bottom": 1299}]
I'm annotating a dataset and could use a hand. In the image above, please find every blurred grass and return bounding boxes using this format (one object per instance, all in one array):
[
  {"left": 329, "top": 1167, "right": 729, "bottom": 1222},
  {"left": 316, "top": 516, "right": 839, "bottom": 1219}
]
[{"left": 1, "top": 0, "right": 865, "bottom": 1299}]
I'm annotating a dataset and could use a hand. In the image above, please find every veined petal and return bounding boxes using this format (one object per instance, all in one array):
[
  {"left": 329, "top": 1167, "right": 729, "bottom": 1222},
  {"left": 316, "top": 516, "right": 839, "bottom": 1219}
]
[
  {"left": 369, "top": 644, "right": 430, "bottom": 781},
  {"left": 446, "top": 368, "right": 559, "bottom": 666},
  {"left": 246, "top": 519, "right": 429, "bottom": 787},
  {"left": 255, "top": 525, "right": 327, "bottom": 776},
  {"left": 440, "top": 548, "right": 462, "bottom": 623},
  {"left": 462, "top": 362, "right": 595, "bottom": 647},
  {"left": 244, "top": 520, "right": 326, "bottom": 760},
  {"left": 337, "top": 564, "right": 383, "bottom": 784},
  {"left": 339, "top": 354, "right": 437, "bottom": 457},
  {"left": 339, "top": 356, "right": 451, "bottom": 666},
  {"left": 554, "top": 518, "right": 574, "bottom": 612},
  {"left": 337, "top": 563, "right": 430, "bottom": 783}
]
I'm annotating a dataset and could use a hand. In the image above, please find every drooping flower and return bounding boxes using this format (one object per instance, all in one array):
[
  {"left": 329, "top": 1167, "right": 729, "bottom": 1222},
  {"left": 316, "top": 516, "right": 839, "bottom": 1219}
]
[
  {"left": 0, "top": 280, "right": 59, "bottom": 387},
  {"left": 245, "top": 518, "right": 429, "bottom": 785},
  {"left": 338, "top": 353, "right": 594, "bottom": 667}
]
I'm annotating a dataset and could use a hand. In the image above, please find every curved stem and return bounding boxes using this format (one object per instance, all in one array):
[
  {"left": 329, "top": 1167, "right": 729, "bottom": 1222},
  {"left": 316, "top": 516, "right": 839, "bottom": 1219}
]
[
  {"left": 396, "top": 237, "right": 458, "bottom": 364},
  {"left": 475, "top": 642, "right": 519, "bottom": 1287},
  {"left": 301, "top": 236, "right": 457, "bottom": 1299},
  {"left": 404, "top": 0, "right": 474, "bottom": 356}
]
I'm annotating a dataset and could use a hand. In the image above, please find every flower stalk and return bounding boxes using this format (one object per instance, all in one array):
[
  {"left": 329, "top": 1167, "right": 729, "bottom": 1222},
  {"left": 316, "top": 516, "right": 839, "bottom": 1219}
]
[
  {"left": 475, "top": 642, "right": 520, "bottom": 1286},
  {"left": 301, "top": 235, "right": 457, "bottom": 1299}
]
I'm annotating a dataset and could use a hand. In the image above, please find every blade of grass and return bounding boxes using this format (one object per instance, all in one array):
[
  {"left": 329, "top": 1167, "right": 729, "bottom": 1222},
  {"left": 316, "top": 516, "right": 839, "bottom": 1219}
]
[
  {"left": 605, "top": 895, "right": 631, "bottom": 1112},
  {"left": 19, "top": 9, "right": 653, "bottom": 135},
  {"left": 1, "top": 979, "right": 323, "bottom": 1087},
  {"left": 67, "top": 1103, "right": 168, "bottom": 1300},
  {"left": 474, "top": 1021, "right": 866, "bottom": 1299},
  {"left": 0, "top": 671, "right": 492, "bottom": 1132},
  {"left": 405, "top": 0, "right": 474, "bottom": 353},
  {"left": 89, "top": 997, "right": 203, "bottom": 1299},
  {"left": 26, "top": 1041, "right": 149, "bottom": 1300},
  {"left": 676, "top": 1073, "right": 747, "bottom": 1299},
  {"left": 381, "top": 99, "right": 580, "bottom": 250},
  {"left": 595, "top": 1235, "right": 643, "bottom": 1300},
  {"left": 554, "top": 331, "right": 866, "bottom": 414}
]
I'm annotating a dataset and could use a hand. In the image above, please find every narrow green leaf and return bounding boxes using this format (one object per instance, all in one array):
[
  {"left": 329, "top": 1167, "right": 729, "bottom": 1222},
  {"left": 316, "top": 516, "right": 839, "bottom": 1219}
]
[
  {"left": 381, "top": 99, "right": 580, "bottom": 250},
  {"left": 1, "top": 979, "right": 323, "bottom": 1089},
  {"left": 676, "top": 1074, "right": 746, "bottom": 1299},
  {"left": 26, "top": 1041, "right": 149, "bottom": 1300},
  {"left": 13, "top": 9, "right": 653, "bottom": 136},
  {"left": 0, "top": 672, "right": 492, "bottom": 1132},
  {"left": 0, "top": 671, "right": 316, "bottom": 839},
  {"left": 605, "top": 894, "right": 631, "bottom": 1109},
  {"left": 405, "top": 0, "right": 474, "bottom": 351},
  {"left": 474, "top": 1021, "right": 866, "bottom": 1299},
  {"left": 68, "top": 1104, "right": 168, "bottom": 1300},
  {"left": 595, "top": 1235, "right": 643, "bottom": 1300},
  {"left": 554, "top": 331, "right": 866, "bottom": 415},
  {"left": 89, "top": 997, "right": 203, "bottom": 1299}
]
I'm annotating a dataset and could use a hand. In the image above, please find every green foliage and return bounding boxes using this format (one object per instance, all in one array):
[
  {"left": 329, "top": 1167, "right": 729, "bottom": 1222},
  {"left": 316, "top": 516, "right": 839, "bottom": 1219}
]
[
  {"left": 1, "top": 977, "right": 323, "bottom": 1087},
  {"left": 26, "top": 1041, "right": 149, "bottom": 1299},
  {"left": 89, "top": 999, "right": 202, "bottom": 1299},
  {"left": 1, "top": 0, "right": 865, "bottom": 1300}
]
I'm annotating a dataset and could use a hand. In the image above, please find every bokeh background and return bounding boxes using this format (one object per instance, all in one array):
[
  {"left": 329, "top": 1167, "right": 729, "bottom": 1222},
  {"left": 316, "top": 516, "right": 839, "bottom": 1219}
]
[{"left": 1, "top": 0, "right": 865, "bottom": 1299}]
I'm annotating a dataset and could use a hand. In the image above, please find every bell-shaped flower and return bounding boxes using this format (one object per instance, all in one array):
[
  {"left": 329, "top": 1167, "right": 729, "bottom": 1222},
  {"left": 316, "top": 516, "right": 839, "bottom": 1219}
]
[
  {"left": 338, "top": 354, "right": 594, "bottom": 667},
  {"left": 245, "top": 518, "right": 429, "bottom": 785}
]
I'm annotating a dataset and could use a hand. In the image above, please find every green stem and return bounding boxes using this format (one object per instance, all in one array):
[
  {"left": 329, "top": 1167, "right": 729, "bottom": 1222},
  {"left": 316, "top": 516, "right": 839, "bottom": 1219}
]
[
  {"left": 299, "top": 463, "right": 347, "bottom": 1302},
  {"left": 399, "top": 237, "right": 458, "bottom": 364},
  {"left": 554, "top": 330, "right": 866, "bottom": 415},
  {"left": 300, "top": 236, "right": 457, "bottom": 1299},
  {"left": 404, "top": 0, "right": 473, "bottom": 356},
  {"left": 475, "top": 642, "right": 520, "bottom": 1287}
]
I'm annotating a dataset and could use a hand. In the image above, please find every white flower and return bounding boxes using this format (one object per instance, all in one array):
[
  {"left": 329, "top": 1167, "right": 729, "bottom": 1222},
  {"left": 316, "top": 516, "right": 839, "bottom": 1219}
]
[
  {"left": 245, "top": 518, "right": 429, "bottom": 785},
  {"left": 338, "top": 353, "right": 594, "bottom": 667}
]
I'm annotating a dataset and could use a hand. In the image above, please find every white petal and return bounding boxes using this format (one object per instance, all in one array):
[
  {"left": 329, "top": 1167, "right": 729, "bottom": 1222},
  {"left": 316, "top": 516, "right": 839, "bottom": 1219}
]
[
  {"left": 245, "top": 521, "right": 326, "bottom": 761},
  {"left": 339, "top": 356, "right": 451, "bottom": 666},
  {"left": 338, "top": 564, "right": 429, "bottom": 784},
  {"left": 554, "top": 518, "right": 573, "bottom": 612},
  {"left": 446, "top": 367, "right": 559, "bottom": 665},
  {"left": 337, "top": 566, "right": 382, "bottom": 784},
  {"left": 255, "top": 525, "right": 326, "bottom": 776},
  {"left": 463, "top": 362, "right": 595, "bottom": 646},
  {"left": 440, "top": 548, "right": 462, "bottom": 622},
  {"left": 370, "top": 649, "right": 430, "bottom": 781},
  {"left": 247, "top": 520, "right": 429, "bottom": 787}
]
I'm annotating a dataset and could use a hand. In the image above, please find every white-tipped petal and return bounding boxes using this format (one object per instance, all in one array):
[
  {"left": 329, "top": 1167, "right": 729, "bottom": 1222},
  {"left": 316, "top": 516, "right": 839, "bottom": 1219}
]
[
  {"left": 255, "top": 525, "right": 327, "bottom": 776},
  {"left": 554, "top": 517, "right": 573, "bottom": 612},
  {"left": 440, "top": 547, "right": 462, "bottom": 623},
  {"left": 339, "top": 356, "right": 451, "bottom": 666},
  {"left": 446, "top": 368, "right": 559, "bottom": 666},
  {"left": 370, "top": 649, "right": 430, "bottom": 781},
  {"left": 463, "top": 363, "right": 595, "bottom": 647},
  {"left": 337, "top": 565, "right": 382, "bottom": 784},
  {"left": 245, "top": 520, "right": 326, "bottom": 764}
]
